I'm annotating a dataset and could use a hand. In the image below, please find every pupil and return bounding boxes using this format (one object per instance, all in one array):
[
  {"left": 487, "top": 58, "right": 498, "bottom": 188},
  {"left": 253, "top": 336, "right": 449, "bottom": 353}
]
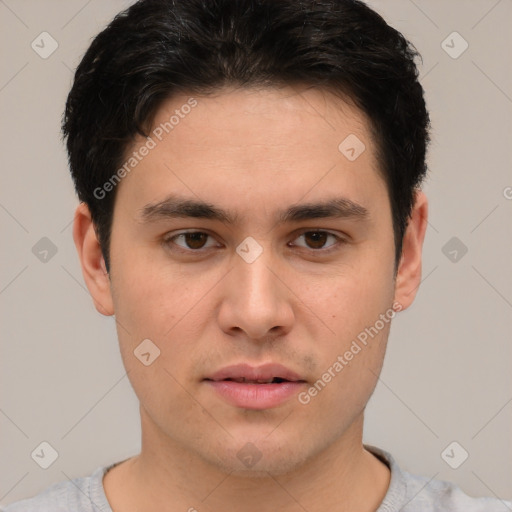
[
  {"left": 306, "top": 231, "right": 327, "bottom": 249},
  {"left": 185, "top": 233, "right": 207, "bottom": 249}
]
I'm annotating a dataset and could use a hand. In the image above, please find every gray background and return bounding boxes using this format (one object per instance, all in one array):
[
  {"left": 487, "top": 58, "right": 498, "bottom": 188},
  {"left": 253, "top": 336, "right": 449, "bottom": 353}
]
[{"left": 1, "top": 0, "right": 511, "bottom": 506}]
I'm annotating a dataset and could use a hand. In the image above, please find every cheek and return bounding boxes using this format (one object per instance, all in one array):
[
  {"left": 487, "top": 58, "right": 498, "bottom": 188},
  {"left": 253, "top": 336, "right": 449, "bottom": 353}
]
[
  {"left": 110, "top": 258, "right": 218, "bottom": 374},
  {"left": 109, "top": 264, "right": 202, "bottom": 418},
  {"left": 299, "top": 259, "right": 394, "bottom": 399},
  {"left": 305, "top": 257, "right": 395, "bottom": 335},
  {"left": 299, "top": 314, "right": 391, "bottom": 422},
  {"left": 111, "top": 255, "right": 195, "bottom": 332}
]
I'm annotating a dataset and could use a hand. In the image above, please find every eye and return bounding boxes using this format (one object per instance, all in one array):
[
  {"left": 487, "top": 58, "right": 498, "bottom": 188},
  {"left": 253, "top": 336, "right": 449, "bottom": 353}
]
[
  {"left": 162, "top": 229, "right": 345, "bottom": 256},
  {"left": 290, "top": 230, "right": 343, "bottom": 252},
  {"left": 163, "top": 231, "right": 220, "bottom": 252}
]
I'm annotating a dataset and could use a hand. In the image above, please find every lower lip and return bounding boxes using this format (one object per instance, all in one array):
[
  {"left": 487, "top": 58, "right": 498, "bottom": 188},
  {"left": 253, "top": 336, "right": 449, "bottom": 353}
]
[{"left": 204, "top": 380, "right": 306, "bottom": 409}]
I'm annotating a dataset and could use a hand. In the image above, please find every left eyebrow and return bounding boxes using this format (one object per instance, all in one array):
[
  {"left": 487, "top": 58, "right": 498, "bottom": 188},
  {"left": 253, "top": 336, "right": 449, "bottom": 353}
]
[
  {"left": 138, "top": 194, "right": 369, "bottom": 225},
  {"left": 278, "top": 197, "right": 369, "bottom": 223}
]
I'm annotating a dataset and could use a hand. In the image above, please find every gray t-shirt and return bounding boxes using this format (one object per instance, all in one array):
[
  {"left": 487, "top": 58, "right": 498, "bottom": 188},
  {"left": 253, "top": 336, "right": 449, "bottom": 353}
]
[{"left": 3, "top": 445, "right": 511, "bottom": 511}]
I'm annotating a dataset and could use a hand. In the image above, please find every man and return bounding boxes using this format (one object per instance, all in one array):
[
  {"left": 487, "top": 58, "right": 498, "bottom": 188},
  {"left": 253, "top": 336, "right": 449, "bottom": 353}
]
[{"left": 4, "top": 0, "right": 510, "bottom": 511}]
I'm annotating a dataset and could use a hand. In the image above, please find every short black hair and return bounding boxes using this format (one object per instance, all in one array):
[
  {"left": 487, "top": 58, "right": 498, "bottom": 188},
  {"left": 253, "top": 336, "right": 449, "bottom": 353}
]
[{"left": 62, "top": 0, "right": 430, "bottom": 273}]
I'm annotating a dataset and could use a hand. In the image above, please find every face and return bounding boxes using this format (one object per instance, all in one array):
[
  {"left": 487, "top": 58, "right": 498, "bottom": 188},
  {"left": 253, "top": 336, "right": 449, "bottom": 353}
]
[{"left": 76, "top": 84, "right": 426, "bottom": 477}]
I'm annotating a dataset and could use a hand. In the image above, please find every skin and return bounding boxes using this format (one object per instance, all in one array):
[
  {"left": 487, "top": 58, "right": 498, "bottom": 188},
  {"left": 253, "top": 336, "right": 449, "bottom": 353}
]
[{"left": 73, "top": 84, "right": 428, "bottom": 512}]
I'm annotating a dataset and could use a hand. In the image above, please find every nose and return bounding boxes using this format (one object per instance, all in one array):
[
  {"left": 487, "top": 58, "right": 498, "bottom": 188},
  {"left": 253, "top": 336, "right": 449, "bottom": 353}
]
[{"left": 217, "top": 246, "right": 295, "bottom": 341}]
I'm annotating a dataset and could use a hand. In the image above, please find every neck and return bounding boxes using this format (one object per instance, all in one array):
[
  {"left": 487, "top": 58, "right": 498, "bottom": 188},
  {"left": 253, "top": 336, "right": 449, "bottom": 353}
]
[{"left": 104, "top": 409, "right": 390, "bottom": 512}]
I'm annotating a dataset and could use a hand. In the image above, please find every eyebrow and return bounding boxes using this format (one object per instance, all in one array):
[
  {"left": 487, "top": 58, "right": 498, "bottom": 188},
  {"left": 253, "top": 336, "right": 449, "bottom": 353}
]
[{"left": 138, "top": 194, "right": 369, "bottom": 225}]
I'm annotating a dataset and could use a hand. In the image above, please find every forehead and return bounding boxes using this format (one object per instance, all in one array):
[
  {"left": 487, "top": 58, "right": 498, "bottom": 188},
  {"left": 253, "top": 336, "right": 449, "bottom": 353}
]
[
  {"left": 115, "top": 84, "right": 385, "bottom": 224},
  {"left": 150, "top": 84, "right": 372, "bottom": 153}
]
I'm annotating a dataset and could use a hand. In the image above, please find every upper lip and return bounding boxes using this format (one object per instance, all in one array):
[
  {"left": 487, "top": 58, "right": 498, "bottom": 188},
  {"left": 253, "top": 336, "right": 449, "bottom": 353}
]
[{"left": 204, "top": 363, "right": 306, "bottom": 383}]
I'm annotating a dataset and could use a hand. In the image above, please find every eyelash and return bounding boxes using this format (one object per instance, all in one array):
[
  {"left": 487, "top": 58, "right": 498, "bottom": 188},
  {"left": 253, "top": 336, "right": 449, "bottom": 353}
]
[{"left": 162, "top": 230, "right": 346, "bottom": 256}]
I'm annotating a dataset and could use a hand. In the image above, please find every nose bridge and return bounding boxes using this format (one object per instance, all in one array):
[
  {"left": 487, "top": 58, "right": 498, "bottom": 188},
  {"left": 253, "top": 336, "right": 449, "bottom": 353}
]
[
  {"left": 234, "top": 240, "right": 281, "bottom": 309},
  {"left": 218, "top": 238, "right": 294, "bottom": 339}
]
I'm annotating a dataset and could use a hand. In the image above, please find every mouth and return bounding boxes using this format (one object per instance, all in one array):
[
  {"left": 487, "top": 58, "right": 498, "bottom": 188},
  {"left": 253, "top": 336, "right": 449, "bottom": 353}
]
[
  {"left": 203, "top": 363, "right": 307, "bottom": 409},
  {"left": 205, "top": 377, "right": 303, "bottom": 384},
  {"left": 204, "top": 362, "right": 306, "bottom": 383}
]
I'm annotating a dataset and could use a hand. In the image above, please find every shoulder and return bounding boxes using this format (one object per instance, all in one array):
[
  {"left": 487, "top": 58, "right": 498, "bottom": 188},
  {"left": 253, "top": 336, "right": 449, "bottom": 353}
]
[
  {"left": 400, "top": 468, "right": 512, "bottom": 511},
  {"left": 1, "top": 465, "right": 112, "bottom": 512},
  {"left": 365, "top": 444, "right": 512, "bottom": 512},
  {"left": 2, "top": 480, "right": 70, "bottom": 512}
]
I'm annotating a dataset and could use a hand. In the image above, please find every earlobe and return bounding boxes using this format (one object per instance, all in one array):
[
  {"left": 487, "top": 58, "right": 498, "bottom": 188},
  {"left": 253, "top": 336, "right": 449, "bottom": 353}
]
[
  {"left": 393, "top": 189, "right": 429, "bottom": 310},
  {"left": 72, "top": 202, "right": 114, "bottom": 316}
]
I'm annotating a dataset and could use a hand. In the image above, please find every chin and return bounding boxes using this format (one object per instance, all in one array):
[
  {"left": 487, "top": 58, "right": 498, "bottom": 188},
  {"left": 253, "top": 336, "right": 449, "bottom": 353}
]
[{"left": 201, "top": 435, "right": 311, "bottom": 478}]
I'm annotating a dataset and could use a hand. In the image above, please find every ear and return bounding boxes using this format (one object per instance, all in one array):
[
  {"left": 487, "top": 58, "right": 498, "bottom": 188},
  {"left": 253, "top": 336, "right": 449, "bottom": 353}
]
[
  {"left": 72, "top": 202, "right": 114, "bottom": 316},
  {"left": 393, "top": 189, "right": 428, "bottom": 310}
]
